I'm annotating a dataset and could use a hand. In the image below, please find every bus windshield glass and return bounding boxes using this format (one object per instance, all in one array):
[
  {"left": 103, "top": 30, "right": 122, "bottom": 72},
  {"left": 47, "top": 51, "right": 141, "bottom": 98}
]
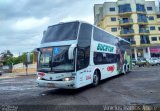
[
  {"left": 41, "top": 22, "right": 79, "bottom": 43},
  {"left": 38, "top": 48, "right": 52, "bottom": 72},
  {"left": 38, "top": 46, "right": 75, "bottom": 72}
]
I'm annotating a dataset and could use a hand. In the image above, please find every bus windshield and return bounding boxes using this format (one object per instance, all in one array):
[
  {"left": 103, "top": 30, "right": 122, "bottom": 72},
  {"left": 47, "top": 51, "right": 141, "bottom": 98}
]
[
  {"left": 41, "top": 22, "right": 79, "bottom": 43},
  {"left": 38, "top": 46, "right": 75, "bottom": 72},
  {"left": 38, "top": 48, "right": 52, "bottom": 72}
]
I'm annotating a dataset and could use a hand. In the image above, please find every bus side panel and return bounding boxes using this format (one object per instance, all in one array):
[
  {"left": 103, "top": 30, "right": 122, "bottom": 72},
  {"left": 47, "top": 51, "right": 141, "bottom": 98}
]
[
  {"left": 75, "top": 66, "right": 94, "bottom": 88},
  {"left": 99, "top": 64, "right": 119, "bottom": 80}
]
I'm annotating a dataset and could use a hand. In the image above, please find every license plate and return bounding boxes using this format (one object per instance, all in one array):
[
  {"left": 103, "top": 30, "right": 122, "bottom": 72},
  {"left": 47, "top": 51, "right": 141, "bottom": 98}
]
[{"left": 47, "top": 83, "right": 55, "bottom": 87}]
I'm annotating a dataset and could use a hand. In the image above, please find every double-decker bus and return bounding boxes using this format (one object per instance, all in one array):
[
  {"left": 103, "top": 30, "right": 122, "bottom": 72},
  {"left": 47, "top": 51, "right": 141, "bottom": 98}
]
[{"left": 36, "top": 21, "right": 131, "bottom": 89}]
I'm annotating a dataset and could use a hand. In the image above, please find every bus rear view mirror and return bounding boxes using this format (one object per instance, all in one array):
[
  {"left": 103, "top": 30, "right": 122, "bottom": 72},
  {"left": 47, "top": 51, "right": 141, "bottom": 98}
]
[{"left": 68, "top": 44, "right": 77, "bottom": 60}]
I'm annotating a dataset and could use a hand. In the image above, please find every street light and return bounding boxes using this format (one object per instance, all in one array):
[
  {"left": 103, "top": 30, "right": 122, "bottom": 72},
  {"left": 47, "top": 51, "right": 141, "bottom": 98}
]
[{"left": 158, "top": 0, "right": 160, "bottom": 12}]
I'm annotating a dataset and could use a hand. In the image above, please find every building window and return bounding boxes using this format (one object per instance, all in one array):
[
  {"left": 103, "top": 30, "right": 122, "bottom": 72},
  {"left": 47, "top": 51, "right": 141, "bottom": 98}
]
[
  {"left": 148, "top": 16, "right": 154, "bottom": 20},
  {"left": 159, "top": 37, "right": 160, "bottom": 40},
  {"left": 110, "top": 7, "right": 115, "bottom": 11},
  {"left": 119, "top": 4, "right": 131, "bottom": 13},
  {"left": 157, "top": 15, "right": 160, "bottom": 18},
  {"left": 140, "top": 35, "right": 150, "bottom": 44},
  {"left": 158, "top": 27, "right": 160, "bottom": 31},
  {"left": 111, "top": 17, "right": 116, "bottom": 21},
  {"left": 111, "top": 28, "right": 117, "bottom": 32},
  {"left": 136, "top": 4, "right": 145, "bottom": 12},
  {"left": 138, "top": 14, "right": 147, "bottom": 22},
  {"left": 150, "top": 26, "right": 155, "bottom": 30},
  {"left": 151, "top": 37, "right": 157, "bottom": 41},
  {"left": 147, "top": 7, "right": 152, "bottom": 11}
]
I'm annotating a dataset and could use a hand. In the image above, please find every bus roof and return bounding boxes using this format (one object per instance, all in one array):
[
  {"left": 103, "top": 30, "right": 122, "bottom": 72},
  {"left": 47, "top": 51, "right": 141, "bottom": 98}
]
[{"left": 48, "top": 20, "right": 130, "bottom": 44}]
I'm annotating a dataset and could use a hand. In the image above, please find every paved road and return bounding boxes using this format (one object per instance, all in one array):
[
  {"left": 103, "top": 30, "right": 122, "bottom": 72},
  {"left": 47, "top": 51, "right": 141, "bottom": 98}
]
[{"left": 0, "top": 66, "right": 160, "bottom": 107}]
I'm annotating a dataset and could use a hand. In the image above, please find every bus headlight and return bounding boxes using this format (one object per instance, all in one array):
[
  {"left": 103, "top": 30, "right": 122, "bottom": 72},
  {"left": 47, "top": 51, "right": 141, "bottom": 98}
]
[
  {"left": 37, "top": 77, "right": 42, "bottom": 80},
  {"left": 63, "top": 77, "right": 74, "bottom": 81}
]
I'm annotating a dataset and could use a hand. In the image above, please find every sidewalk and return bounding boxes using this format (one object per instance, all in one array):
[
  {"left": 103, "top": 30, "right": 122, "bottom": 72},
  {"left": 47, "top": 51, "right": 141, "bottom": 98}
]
[{"left": 0, "top": 72, "right": 36, "bottom": 80}]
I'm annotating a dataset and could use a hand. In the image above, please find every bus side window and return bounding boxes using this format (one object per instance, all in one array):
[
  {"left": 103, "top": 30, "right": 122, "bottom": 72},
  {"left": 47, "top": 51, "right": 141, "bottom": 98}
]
[
  {"left": 117, "top": 54, "right": 120, "bottom": 63},
  {"left": 77, "top": 47, "right": 90, "bottom": 70},
  {"left": 77, "top": 48, "right": 85, "bottom": 70},
  {"left": 94, "top": 52, "right": 103, "bottom": 64}
]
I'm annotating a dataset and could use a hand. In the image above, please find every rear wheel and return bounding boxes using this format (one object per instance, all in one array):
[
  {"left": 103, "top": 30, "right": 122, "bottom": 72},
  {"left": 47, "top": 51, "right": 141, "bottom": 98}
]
[{"left": 92, "top": 70, "right": 100, "bottom": 87}]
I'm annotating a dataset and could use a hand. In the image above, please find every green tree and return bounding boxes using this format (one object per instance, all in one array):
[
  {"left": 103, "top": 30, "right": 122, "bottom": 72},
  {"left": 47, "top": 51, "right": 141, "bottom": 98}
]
[
  {"left": 0, "top": 50, "right": 13, "bottom": 65},
  {"left": 0, "top": 50, "right": 34, "bottom": 66},
  {"left": 0, "top": 50, "right": 13, "bottom": 58}
]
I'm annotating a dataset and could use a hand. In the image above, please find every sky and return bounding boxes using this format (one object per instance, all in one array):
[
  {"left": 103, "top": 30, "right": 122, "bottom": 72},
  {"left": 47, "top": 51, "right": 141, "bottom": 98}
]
[{"left": 0, "top": 0, "right": 157, "bottom": 56}]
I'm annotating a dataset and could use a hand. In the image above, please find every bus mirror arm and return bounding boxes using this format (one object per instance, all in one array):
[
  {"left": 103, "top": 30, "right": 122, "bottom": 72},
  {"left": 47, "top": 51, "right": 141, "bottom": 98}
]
[{"left": 68, "top": 44, "right": 77, "bottom": 60}]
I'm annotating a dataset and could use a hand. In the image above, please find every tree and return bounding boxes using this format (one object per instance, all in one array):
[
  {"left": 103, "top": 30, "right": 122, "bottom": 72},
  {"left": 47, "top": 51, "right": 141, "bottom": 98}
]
[
  {"left": 0, "top": 50, "right": 13, "bottom": 65},
  {"left": 0, "top": 50, "right": 34, "bottom": 66},
  {"left": 0, "top": 50, "right": 13, "bottom": 59}
]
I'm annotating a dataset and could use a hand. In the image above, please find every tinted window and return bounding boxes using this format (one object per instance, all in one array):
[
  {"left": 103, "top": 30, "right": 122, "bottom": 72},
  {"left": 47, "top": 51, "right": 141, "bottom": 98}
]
[
  {"left": 157, "top": 15, "right": 160, "bottom": 18},
  {"left": 78, "top": 23, "right": 92, "bottom": 47},
  {"left": 148, "top": 16, "right": 154, "bottom": 20},
  {"left": 147, "top": 7, "right": 152, "bottom": 11},
  {"left": 77, "top": 48, "right": 90, "bottom": 70},
  {"left": 41, "top": 22, "right": 79, "bottom": 43},
  {"left": 93, "top": 27, "right": 118, "bottom": 45},
  {"left": 110, "top": 7, "right": 115, "bottom": 11},
  {"left": 150, "top": 26, "right": 155, "bottom": 30},
  {"left": 119, "top": 40, "right": 130, "bottom": 50},
  {"left": 94, "top": 52, "right": 119, "bottom": 65},
  {"left": 152, "top": 37, "right": 157, "bottom": 41},
  {"left": 118, "top": 40, "right": 131, "bottom": 56},
  {"left": 111, "top": 17, "right": 116, "bottom": 21},
  {"left": 138, "top": 14, "right": 147, "bottom": 22},
  {"left": 140, "top": 35, "right": 150, "bottom": 44},
  {"left": 119, "top": 4, "right": 131, "bottom": 13},
  {"left": 111, "top": 28, "right": 117, "bottom": 32},
  {"left": 77, "top": 23, "right": 92, "bottom": 70},
  {"left": 136, "top": 4, "right": 145, "bottom": 12}
]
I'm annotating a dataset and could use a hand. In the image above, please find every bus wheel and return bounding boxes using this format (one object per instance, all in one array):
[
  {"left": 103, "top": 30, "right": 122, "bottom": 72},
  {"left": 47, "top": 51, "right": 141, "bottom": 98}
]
[{"left": 92, "top": 70, "right": 100, "bottom": 87}]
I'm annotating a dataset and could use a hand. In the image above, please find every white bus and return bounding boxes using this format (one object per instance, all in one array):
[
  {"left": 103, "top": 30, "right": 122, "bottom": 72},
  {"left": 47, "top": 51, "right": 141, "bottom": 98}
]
[{"left": 36, "top": 21, "right": 131, "bottom": 89}]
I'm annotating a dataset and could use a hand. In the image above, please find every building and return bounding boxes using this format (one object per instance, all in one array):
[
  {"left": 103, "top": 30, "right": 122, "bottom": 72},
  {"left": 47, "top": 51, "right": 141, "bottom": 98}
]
[{"left": 94, "top": 0, "right": 160, "bottom": 60}]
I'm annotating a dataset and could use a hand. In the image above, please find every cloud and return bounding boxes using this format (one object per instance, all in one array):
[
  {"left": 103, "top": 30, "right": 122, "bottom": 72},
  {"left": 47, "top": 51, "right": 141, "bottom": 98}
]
[
  {"left": 12, "top": 17, "right": 50, "bottom": 31},
  {"left": 0, "top": 0, "right": 156, "bottom": 56},
  {"left": 60, "top": 16, "right": 94, "bottom": 24},
  {"left": 0, "top": 0, "right": 122, "bottom": 56}
]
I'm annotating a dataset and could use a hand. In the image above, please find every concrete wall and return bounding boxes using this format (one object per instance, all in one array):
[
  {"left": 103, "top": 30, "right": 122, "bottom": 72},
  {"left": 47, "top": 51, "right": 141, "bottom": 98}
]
[
  {"left": 12, "top": 63, "right": 37, "bottom": 73},
  {"left": 103, "top": 2, "right": 118, "bottom": 17},
  {"left": 145, "top": 1, "right": 156, "bottom": 14}
]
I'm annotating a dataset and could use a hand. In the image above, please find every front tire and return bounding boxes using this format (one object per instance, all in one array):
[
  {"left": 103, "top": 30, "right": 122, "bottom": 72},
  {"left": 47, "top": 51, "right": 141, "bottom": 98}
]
[{"left": 92, "top": 70, "right": 100, "bottom": 87}]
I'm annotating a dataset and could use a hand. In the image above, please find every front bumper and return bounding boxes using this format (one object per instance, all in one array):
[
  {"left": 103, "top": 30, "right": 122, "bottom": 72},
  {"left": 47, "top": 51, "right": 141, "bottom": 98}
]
[{"left": 36, "top": 79, "right": 76, "bottom": 89}]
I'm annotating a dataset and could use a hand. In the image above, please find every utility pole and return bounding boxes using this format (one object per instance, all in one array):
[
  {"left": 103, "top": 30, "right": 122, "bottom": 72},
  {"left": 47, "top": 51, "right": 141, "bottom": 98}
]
[
  {"left": 25, "top": 52, "right": 30, "bottom": 76},
  {"left": 159, "top": 0, "right": 160, "bottom": 12}
]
